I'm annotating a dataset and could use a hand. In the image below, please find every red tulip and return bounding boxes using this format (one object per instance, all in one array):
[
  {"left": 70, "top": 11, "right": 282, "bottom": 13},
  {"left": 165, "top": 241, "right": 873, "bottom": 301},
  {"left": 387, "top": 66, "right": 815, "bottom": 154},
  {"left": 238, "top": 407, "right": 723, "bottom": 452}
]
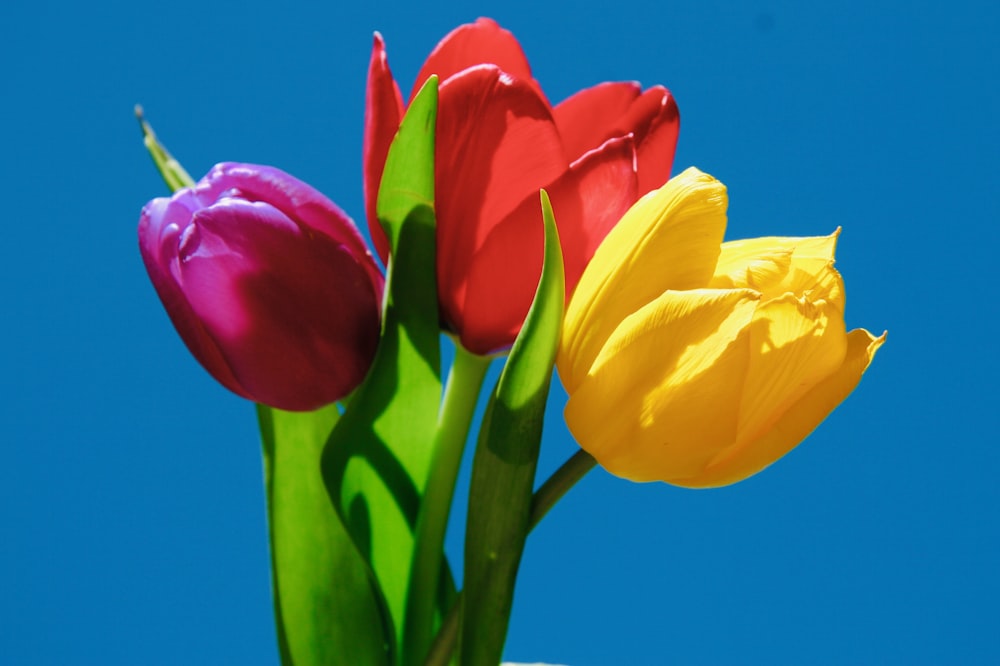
[
  {"left": 139, "top": 163, "right": 384, "bottom": 411},
  {"left": 365, "top": 18, "right": 680, "bottom": 354}
]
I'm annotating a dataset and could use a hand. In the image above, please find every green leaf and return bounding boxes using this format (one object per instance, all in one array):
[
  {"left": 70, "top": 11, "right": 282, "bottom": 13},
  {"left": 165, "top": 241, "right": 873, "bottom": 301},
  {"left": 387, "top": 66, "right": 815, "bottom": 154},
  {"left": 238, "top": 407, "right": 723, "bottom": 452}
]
[
  {"left": 321, "top": 76, "right": 453, "bottom": 661},
  {"left": 134, "top": 105, "right": 195, "bottom": 192},
  {"left": 460, "top": 191, "right": 565, "bottom": 666},
  {"left": 259, "top": 405, "right": 392, "bottom": 666}
]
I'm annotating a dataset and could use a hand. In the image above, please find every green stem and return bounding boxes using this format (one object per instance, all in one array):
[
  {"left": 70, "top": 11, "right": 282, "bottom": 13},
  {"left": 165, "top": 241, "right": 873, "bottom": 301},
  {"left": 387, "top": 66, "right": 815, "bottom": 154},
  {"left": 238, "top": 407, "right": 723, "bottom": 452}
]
[
  {"left": 529, "top": 449, "right": 597, "bottom": 530},
  {"left": 403, "top": 345, "right": 491, "bottom": 666},
  {"left": 423, "top": 448, "right": 597, "bottom": 666}
]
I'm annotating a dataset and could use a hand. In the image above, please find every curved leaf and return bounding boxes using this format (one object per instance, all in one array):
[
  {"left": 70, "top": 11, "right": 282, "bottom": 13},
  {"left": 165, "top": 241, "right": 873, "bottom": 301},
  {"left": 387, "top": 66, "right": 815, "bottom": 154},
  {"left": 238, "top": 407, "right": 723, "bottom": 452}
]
[
  {"left": 322, "top": 77, "right": 455, "bottom": 661},
  {"left": 260, "top": 406, "right": 392, "bottom": 666},
  {"left": 461, "top": 191, "right": 565, "bottom": 666}
]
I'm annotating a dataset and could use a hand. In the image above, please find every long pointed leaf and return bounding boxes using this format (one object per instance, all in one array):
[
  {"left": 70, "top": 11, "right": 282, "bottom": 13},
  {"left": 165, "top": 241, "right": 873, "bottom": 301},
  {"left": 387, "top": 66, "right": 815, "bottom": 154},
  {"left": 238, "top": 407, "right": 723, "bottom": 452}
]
[
  {"left": 460, "top": 191, "right": 565, "bottom": 665},
  {"left": 135, "top": 106, "right": 195, "bottom": 191},
  {"left": 321, "top": 77, "right": 454, "bottom": 659},
  {"left": 260, "top": 406, "right": 392, "bottom": 666}
]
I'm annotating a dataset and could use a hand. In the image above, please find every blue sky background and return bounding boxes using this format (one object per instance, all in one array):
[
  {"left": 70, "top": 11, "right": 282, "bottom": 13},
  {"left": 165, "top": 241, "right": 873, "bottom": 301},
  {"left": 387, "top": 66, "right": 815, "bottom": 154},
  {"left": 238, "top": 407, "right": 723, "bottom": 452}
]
[{"left": 2, "top": 0, "right": 997, "bottom": 664}]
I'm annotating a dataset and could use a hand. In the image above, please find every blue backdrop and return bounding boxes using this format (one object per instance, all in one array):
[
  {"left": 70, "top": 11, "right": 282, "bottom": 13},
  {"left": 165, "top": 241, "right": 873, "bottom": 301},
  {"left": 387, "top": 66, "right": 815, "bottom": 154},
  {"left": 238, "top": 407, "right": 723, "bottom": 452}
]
[{"left": 2, "top": 0, "right": 997, "bottom": 663}]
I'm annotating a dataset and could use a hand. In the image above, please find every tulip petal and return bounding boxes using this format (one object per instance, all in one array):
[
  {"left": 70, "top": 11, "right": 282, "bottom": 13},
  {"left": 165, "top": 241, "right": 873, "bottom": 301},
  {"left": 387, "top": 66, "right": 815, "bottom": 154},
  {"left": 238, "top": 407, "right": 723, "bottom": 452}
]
[
  {"left": 410, "top": 18, "right": 537, "bottom": 102},
  {"left": 732, "top": 294, "right": 849, "bottom": 450},
  {"left": 689, "top": 328, "right": 886, "bottom": 488},
  {"left": 435, "top": 65, "right": 566, "bottom": 341},
  {"left": 455, "top": 136, "right": 637, "bottom": 354},
  {"left": 199, "top": 164, "right": 358, "bottom": 250},
  {"left": 554, "top": 83, "right": 679, "bottom": 194},
  {"left": 558, "top": 136, "right": 639, "bottom": 294},
  {"left": 197, "top": 163, "right": 386, "bottom": 294},
  {"left": 138, "top": 193, "right": 251, "bottom": 400},
  {"left": 364, "top": 33, "right": 405, "bottom": 263},
  {"left": 564, "top": 288, "right": 760, "bottom": 483},
  {"left": 554, "top": 82, "right": 642, "bottom": 158},
  {"left": 560, "top": 167, "right": 728, "bottom": 392},
  {"left": 178, "top": 199, "right": 381, "bottom": 411},
  {"left": 710, "top": 231, "right": 845, "bottom": 310},
  {"left": 633, "top": 88, "right": 681, "bottom": 195}
]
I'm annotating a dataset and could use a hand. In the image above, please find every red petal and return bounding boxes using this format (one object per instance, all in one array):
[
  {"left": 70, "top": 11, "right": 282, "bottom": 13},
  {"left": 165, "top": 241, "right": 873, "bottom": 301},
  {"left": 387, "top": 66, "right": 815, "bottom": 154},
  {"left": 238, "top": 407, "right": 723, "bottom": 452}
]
[
  {"left": 553, "top": 81, "right": 641, "bottom": 159},
  {"left": 363, "top": 32, "right": 404, "bottom": 263},
  {"left": 630, "top": 87, "right": 680, "bottom": 194},
  {"left": 555, "top": 83, "right": 680, "bottom": 195},
  {"left": 455, "top": 135, "right": 638, "bottom": 354},
  {"left": 452, "top": 191, "right": 543, "bottom": 353},
  {"left": 558, "top": 135, "right": 639, "bottom": 294},
  {"left": 410, "top": 18, "right": 537, "bottom": 102},
  {"left": 435, "top": 64, "right": 566, "bottom": 347}
]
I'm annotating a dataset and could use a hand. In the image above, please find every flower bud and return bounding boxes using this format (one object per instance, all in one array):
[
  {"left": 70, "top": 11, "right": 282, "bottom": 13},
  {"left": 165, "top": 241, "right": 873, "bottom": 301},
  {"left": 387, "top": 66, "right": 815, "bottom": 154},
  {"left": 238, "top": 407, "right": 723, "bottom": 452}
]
[{"left": 138, "top": 163, "right": 384, "bottom": 411}]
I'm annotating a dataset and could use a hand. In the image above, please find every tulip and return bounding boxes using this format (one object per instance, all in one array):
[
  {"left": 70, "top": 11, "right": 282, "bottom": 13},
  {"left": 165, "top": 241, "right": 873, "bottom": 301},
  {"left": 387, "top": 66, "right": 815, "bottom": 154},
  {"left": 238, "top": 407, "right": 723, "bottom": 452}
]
[
  {"left": 138, "top": 163, "right": 384, "bottom": 411},
  {"left": 559, "top": 168, "right": 884, "bottom": 488},
  {"left": 365, "top": 18, "right": 680, "bottom": 354}
]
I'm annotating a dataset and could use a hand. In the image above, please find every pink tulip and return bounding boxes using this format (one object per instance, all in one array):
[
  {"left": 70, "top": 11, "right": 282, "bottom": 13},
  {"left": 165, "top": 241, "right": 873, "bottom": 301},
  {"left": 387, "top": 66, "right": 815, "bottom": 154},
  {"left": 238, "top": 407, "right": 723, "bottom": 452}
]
[{"left": 139, "top": 163, "right": 384, "bottom": 411}]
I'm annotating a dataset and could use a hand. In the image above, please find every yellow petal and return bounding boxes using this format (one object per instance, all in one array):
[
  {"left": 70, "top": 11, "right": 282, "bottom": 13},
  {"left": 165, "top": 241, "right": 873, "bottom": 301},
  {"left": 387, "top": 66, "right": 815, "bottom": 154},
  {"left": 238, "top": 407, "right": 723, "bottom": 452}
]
[
  {"left": 733, "top": 294, "right": 849, "bottom": 447},
  {"left": 681, "top": 328, "right": 886, "bottom": 488},
  {"left": 563, "top": 288, "right": 759, "bottom": 482},
  {"left": 560, "top": 167, "right": 728, "bottom": 392},
  {"left": 710, "top": 230, "right": 845, "bottom": 310},
  {"left": 713, "top": 231, "right": 839, "bottom": 278}
]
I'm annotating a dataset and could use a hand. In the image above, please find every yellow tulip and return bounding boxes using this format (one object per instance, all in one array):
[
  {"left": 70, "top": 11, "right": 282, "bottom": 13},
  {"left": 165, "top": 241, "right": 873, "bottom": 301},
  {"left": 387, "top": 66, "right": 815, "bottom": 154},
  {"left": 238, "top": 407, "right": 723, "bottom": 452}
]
[{"left": 558, "top": 167, "right": 884, "bottom": 488}]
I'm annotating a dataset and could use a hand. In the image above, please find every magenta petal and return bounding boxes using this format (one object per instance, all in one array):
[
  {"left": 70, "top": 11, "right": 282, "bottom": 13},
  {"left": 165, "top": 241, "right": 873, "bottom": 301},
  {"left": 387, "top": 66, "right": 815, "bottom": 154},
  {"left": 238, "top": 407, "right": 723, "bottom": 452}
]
[
  {"left": 409, "top": 18, "right": 538, "bottom": 102},
  {"left": 198, "top": 164, "right": 347, "bottom": 244},
  {"left": 363, "top": 33, "right": 404, "bottom": 263},
  {"left": 434, "top": 65, "right": 566, "bottom": 342},
  {"left": 199, "top": 163, "right": 385, "bottom": 291},
  {"left": 138, "top": 192, "right": 252, "bottom": 400},
  {"left": 178, "top": 200, "right": 381, "bottom": 411},
  {"left": 138, "top": 164, "right": 384, "bottom": 410}
]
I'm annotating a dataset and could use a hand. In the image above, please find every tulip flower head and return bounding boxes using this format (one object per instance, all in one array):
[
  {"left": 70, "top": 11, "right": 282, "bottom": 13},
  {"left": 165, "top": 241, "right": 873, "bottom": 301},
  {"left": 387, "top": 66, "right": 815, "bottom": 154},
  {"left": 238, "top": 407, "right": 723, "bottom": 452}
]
[
  {"left": 365, "top": 18, "right": 680, "bottom": 354},
  {"left": 559, "top": 168, "right": 884, "bottom": 488},
  {"left": 138, "top": 163, "right": 384, "bottom": 411}
]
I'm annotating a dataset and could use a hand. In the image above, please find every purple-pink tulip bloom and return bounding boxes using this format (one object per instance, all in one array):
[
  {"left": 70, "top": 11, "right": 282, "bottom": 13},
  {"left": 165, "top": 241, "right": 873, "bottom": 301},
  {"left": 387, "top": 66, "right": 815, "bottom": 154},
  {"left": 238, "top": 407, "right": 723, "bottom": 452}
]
[{"left": 138, "top": 163, "right": 384, "bottom": 411}]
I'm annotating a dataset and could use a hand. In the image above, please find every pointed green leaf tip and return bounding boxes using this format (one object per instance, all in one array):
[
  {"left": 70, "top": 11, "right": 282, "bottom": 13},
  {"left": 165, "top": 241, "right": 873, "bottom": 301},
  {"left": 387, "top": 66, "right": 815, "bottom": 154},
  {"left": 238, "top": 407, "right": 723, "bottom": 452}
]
[
  {"left": 135, "top": 105, "right": 195, "bottom": 192},
  {"left": 321, "top": 76, "right": 454, "bottom": 661},
  {"left": 460, "top": 190, "right": 565, "bottom": 666},
  {"left": 376, "top": 76, "right": 438, "bottom": 253}
]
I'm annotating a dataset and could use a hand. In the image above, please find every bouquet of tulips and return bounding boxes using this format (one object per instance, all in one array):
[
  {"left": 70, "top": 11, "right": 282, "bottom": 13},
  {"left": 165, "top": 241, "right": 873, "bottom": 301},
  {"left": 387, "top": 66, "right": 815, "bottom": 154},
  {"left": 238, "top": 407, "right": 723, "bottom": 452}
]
[{"left": 135, "top": 19, "right": 883, "bottom": 666}]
